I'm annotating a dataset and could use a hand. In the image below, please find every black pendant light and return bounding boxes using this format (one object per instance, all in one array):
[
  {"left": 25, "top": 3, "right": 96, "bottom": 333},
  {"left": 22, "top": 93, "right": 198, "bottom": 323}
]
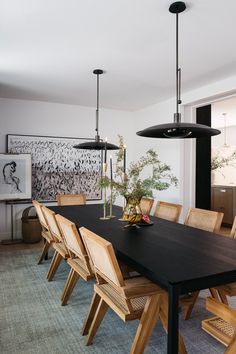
[
  {"left": 136, "top": 2, "right": 221, "bottom": 139},
  {"left": 74, "top": 69, "right": 119, "bottom": 150}
]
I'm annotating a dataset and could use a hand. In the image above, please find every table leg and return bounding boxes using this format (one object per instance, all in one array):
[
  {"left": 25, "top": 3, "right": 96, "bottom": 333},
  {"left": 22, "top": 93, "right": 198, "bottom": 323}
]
[{"left": 167, "top": 285, "right": 180, "bottom": 354}]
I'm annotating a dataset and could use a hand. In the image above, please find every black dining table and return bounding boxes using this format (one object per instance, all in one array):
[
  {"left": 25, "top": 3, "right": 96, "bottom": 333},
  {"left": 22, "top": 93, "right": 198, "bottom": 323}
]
[{"left": 50, "top": 204, "right": 236, "bottom": 354}]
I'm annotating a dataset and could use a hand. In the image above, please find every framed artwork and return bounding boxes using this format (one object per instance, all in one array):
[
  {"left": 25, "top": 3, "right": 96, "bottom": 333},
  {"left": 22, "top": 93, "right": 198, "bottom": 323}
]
[
  {"left": 0, "top": 153, "right": 32, "bottom": 201},
  {"left": 7, "top": 134, "right": 102, "bottom": 201}
]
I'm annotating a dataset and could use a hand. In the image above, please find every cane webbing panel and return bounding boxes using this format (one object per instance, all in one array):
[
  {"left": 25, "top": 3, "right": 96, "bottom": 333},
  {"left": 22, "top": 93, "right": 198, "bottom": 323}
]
[{"left": 202, "top": 316, "right": 235, "bottom": 346}]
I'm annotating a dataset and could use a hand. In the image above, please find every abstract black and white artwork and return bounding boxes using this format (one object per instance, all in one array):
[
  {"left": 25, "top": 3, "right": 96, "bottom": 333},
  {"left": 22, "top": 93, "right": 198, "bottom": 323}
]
[
  {"left": 0, "top": 153, "right": 32, "bottom": 201},
  {"left": 7, "top": 134, "right": 102, "bottom": 201}
]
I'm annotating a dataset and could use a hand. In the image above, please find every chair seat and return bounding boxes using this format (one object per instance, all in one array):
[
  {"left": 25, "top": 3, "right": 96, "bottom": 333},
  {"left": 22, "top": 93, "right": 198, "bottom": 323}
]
[
  {"left": 202, "top": 316, "right": 235, "bottom": 346},
  {"left": 53, "top": 242, "right": 69, "bottom": 258},
  {"left": 95, "top": 282, "right": 147, "bottom": 321},
  {"left": 42, "top": 230, "right": 53, "bottom": 243},
  {"left": 67, "top": 257, "right": 94, "bottom": 281}
]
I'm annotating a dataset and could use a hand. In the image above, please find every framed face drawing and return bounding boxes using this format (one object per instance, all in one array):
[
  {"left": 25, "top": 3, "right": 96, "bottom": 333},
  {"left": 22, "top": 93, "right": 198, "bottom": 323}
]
[
  {"left": 7, "top": 134, "right": 102, "bottom": 201},
  {"left": 0, "top": 153, "right": 32, "bottom": 201}
]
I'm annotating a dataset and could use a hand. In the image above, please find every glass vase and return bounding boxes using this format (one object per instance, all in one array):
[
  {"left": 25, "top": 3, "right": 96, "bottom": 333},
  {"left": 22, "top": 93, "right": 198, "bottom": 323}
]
[{"left": 122, "top": 197, "right": 143, "bottom": 224}]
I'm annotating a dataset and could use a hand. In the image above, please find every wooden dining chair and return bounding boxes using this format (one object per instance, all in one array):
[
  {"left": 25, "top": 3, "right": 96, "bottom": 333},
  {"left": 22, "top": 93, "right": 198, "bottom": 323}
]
[
  {"left": 79, "top": 227, "right": 187, "bottom": 354},
  {"left": 154, "top": 201, "right": 182, "bottom": 222},
  {"left": 230, "top": 215, "right": 236, "bottom": 239},
  {"left": 181, "top": 208, "right": 224, "bottom": 320},
  {"left": 139, "top": 197, "right": 154, "bottom": 215},
  {"left": 211, "top": 216, "right": 236, "bottom": 305},
  {"left": 33, "top": 200, "right": 54, "bottom": 264},
  {"left": 56, "top": 193, "right": 86, "bottom": 206},
  {"left": 55, "top": 214, "right": 94, "bottom": 305},
  {"left": 42, "top": 206, "right": 69, "bottom": 281},
  {"left": 202, "top": 297, "right": 236, "bottom": 353},
  {"left": 184, "top": 207, "right": 224, "bottom": 233}
]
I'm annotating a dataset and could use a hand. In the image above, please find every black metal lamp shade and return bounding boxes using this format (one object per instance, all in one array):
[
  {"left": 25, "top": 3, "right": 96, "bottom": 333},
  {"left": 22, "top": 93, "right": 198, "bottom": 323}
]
[
  {"left": 137, "top": 122, "right": 221, "bottom": 139},
  {"left": 74, "top": 69, "right": 119, "bottom": 150},
  {"left": 136, "top": 2, "right": 221, "bottom": 140},
  {"left": 73, "top": 141, "right": 119, "bottom": 150}
]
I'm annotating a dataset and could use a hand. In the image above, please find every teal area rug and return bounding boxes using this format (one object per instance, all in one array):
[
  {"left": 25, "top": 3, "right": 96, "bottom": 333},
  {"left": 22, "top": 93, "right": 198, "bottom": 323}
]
[{"left": 0, "top": 249, "right": 227, "bottom": 353}]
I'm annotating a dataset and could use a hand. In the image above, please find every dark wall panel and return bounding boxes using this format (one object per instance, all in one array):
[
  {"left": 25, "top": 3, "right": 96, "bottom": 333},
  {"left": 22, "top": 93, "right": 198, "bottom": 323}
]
[{"left": 196, "top": 105, "right": 211, "bottom": 210}]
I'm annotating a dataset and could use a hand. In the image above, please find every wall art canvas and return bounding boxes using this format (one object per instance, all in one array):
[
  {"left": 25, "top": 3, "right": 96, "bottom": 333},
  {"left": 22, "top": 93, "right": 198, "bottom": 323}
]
[
  {"left": 7, "top": 134, "right": 102, "bottom": 201},
  {"left": 0, "top": 153, "right": 32, "bottom": 201}
]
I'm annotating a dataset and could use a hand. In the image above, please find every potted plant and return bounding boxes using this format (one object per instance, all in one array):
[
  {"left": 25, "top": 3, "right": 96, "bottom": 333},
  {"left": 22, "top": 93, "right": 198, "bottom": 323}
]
[
  {"left": 211, "top": 150, "right": 236, "bottom": 183},
  {"left": 211, "top": 150, "right": 236, "bottom": 171},
  {"left": 98, "top": 136, "right": 178, "bottom": 223}
]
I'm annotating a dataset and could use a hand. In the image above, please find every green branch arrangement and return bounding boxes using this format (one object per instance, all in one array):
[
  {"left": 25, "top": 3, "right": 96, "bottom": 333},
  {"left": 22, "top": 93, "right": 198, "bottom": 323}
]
[
  {"left": 98, "top": 135, "right": 178, "bottom": 204},
  {"left": 211, "top": 150, "right": 236, "bottom": 171}
]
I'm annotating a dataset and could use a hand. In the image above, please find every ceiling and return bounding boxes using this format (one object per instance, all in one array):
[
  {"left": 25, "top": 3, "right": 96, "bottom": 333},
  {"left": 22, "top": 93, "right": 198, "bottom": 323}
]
[{"left": 1, "top": 0, "right": 236, "bottom": 111}]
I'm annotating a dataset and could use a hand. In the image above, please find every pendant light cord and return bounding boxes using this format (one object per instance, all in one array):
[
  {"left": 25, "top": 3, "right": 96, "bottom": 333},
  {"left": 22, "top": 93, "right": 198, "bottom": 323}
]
[
  {"left": 224, "top": 114, "right": 226, "bottom": 146},
  {"left": 175, "top": 12, "right": 182, "bottom": 120},
  {"left": 223, "top": 113, "right": 229, "bottom": 147},
  {"left": 95, "top": 73, "right": 99, "bottom": 141}
]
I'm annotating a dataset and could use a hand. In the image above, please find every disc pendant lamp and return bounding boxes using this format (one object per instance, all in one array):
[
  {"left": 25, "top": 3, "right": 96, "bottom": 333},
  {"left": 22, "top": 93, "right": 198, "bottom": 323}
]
[
  {"left": 136, "top": 1, "right": 221, "bottom": 139},
  {"left": 74, "top": 69, "right": 119, "bottom": 150}
]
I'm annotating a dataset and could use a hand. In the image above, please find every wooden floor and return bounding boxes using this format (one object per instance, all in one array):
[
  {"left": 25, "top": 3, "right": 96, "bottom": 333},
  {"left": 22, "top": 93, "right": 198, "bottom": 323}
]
[{"left": 0, "top": 226, "right": 232, "bottom": 252}]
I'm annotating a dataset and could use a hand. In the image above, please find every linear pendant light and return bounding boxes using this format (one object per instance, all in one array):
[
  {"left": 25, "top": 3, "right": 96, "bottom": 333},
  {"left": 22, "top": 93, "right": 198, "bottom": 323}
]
[
  {"left": 74, "top": 69, "right": 119, "bottom": 150},
  {"left": 136, "top": 1, "right": 221, "bottom": 139},
  {"left": 222, "top": 113, "right": 230, "bottom": 147}
]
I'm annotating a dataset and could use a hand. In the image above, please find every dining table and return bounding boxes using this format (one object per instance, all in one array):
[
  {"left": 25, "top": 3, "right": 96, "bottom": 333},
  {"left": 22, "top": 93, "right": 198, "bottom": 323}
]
[{"left": 49, "top": 204, "right": 236, "bottom": 354}]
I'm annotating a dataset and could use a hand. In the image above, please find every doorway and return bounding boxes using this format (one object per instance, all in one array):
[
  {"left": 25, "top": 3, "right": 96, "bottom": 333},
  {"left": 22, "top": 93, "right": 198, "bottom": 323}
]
[{"left": 195, "top": 98, "right": 236, "bottom": 226}]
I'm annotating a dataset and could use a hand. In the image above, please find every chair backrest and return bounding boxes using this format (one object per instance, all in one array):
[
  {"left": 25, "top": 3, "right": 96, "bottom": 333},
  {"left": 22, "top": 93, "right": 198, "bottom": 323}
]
[
  {"left": 79, "top": 227, "right": 125, "bottom": 288},
  {"left": 139, "top": 197, "right": 154, "bottom": 215},
  {"left": 56, "top": 193, "right": 86, "bottom": 206},
  {"left": 184, "top": 208, "right": 223, "bottom": 233},
  {"left": 32, "top": 200, "right": 48, "bottom": 229},
  {"left": 42, "top": 206, "right": 63, "bottom": 242},
  {"left": 55, "top": 214, "right": 87, "bottom": 261},
  {"left": 154, "top": 201, "right": 182, "bottom": 222},
  {"left": 230, "top": 216, "right": 236, "bottom": 238}
]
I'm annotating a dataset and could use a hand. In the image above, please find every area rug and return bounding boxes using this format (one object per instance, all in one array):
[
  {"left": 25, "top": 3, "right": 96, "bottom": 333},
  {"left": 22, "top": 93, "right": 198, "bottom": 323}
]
[{"left": 0, "top": 249, "right": 227, "bottom": 353}]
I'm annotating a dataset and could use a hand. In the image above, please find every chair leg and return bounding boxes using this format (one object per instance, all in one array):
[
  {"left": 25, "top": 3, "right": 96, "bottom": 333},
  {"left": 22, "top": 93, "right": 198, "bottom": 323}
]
[
  {"left": 38, "top": 241, "right": 51, "bottom": 264},
  {"left": 47, "top": 251, "right": 63, "bottom": 281},
  {"left": 130, "top": 294, "right": 162, "bottom": 354},
  {"left": 86, "top": 298, "right": 109, "bottom": 346},
  {"left": 226, "top": 334, "right": 236, "bottom": 354},
  {"left": 159, "top": 294, "right": 187, "bottom": 354},
  {"left": 182, "top": 291, "right": 200, "bottom": 320},
  {"left": 209, "top": 288, "right": 220, "bottom": 301},
  {"left": 81, "top": 293, "right": 101, "bottom": 336},
  {"left": 61, "top": 268, "right": 80, "bottom": 306},
  {"left": 218, "top": 290, "right": 229, "bottom": 305}
]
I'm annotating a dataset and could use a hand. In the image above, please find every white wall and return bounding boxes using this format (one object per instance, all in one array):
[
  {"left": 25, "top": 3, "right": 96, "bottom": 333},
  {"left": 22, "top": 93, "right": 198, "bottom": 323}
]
[
  {"left": 133, "top": 74, "right": 236, "bottom": 220},
  {"left": 212, "top": 125, "right": 236, "bottom": 146},
  {"left": 0, "top": 98, "right": 134, "bottom": 240},
  {"left": 211, "top": 125, "right": 236, "bottom": 186},
  {"left": 134, "top": 99, "right": 183, "bottom": 204},
  {"left": 1, "top": 73, "right": 236, "bottom": 239}
]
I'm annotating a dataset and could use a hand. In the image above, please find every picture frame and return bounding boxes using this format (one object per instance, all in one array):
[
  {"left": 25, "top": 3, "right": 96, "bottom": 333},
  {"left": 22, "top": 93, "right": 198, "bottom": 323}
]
[
  {"left": 0, "top": 153, "right": 32, "bottom": 201},
  {"left": 7, "top": 134, "right": 102, "bottom": 202}
]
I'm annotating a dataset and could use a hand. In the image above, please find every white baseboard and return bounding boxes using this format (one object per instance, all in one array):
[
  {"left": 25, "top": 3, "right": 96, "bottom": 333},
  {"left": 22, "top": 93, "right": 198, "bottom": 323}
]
[{"left": 0, "top": 231, "right": 22, "bottom": 242}]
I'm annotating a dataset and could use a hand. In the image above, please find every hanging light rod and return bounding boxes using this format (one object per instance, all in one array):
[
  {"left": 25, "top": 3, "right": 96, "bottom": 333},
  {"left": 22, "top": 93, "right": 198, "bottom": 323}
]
[
  {"left": 136, "top": 1, "right": 221, "bottom": 139},
  {"left": 74, "top": 69, "right": 119, "bottom": 150},
  {"left": 222, "top": 112, "right": 230, "bottom": 148}
]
